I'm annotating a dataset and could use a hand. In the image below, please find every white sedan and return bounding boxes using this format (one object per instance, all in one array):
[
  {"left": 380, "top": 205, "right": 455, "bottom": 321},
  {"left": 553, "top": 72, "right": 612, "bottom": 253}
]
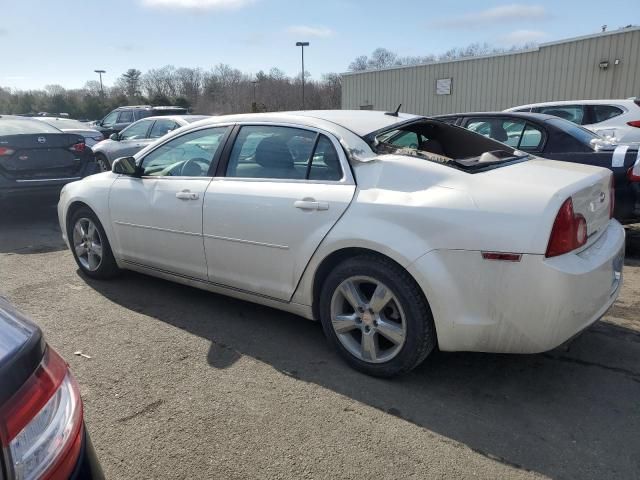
[{"left": 57, "top": 110, "right": 625, "bottom": 377}]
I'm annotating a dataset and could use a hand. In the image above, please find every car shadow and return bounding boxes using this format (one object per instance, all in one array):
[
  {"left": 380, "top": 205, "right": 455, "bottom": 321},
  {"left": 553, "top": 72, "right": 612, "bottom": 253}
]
[
  {"left": 83, "top": 269, "right": 640, "bottom": 480},
  {"left": 0, "top": 201, "right": 66, "bottom": 254}
]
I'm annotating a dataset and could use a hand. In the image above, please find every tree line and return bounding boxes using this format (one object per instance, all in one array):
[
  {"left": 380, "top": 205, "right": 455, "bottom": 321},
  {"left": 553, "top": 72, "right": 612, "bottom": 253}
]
[{"left": 0, "top": 64, "right": 342, "bottom": 120}]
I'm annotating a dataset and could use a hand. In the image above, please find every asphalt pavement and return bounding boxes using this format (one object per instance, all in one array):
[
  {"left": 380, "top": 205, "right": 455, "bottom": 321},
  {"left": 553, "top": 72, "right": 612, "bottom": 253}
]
[{"left": 1, "top": 202, "right": 639, "bottom": 480}]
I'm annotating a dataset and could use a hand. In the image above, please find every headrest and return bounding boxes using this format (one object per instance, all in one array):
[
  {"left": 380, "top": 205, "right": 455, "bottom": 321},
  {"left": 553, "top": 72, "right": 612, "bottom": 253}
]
[{"left": 255, "top": 136, "right": 294, "bottom": 169}]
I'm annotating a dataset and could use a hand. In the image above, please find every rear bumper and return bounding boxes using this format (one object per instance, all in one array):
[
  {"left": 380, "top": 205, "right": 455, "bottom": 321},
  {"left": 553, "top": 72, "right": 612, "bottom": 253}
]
[
  {"left": 408, "top": 220, "right": 625, "bottom": 353},
  {"left": 0, "top": 163, "right": 99, "bottom": 200}
]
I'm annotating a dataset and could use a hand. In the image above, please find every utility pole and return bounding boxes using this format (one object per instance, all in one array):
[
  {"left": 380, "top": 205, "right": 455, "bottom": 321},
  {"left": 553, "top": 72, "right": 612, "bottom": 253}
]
[
  {"left": 295, "top": 42, "right": 309, "bottom": 109},
  {"left": 251, "top": 80, "right": 258, "bottom": 112},
  {"left": 94, "top": 70, "right": 106, "bottom": 97}
]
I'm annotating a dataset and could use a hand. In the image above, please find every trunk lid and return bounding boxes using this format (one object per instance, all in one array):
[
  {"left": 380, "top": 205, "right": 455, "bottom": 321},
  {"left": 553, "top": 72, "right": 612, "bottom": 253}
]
[{"left": 0, "top": 133, "right": 85, "bottom": 180}]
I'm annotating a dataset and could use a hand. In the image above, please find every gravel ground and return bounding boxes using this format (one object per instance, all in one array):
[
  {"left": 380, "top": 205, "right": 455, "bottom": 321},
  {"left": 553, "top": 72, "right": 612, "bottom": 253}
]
[{"left": 1, "top": 203, "right": 639, "bottom": 480}]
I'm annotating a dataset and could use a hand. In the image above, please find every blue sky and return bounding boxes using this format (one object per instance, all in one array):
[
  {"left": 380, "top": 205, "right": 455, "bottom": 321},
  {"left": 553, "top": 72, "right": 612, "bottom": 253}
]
[{"left": 1, "top": 0, "right": 638, "bottom": 90}]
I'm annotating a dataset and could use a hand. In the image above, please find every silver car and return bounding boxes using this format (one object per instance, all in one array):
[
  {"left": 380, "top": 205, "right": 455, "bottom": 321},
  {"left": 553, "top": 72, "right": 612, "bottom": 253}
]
[
  {"left": 34, "top": 117, "right": 104, "bottom": 147},
  {"left": 92, "top": 115, "right": 209, "bottom": 171}
]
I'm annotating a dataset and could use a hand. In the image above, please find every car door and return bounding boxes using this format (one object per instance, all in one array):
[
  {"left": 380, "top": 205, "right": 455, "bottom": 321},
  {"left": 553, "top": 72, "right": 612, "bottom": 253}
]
[
  {"left": 112, "top": 119, "right": 155, "bottom": 158},
  {"left": 109, "top": 126, "right": 230, "bottom": 279},
  {"left": 97, "top": 110, "right": 119, "bottom": 137},
  {"left": 203, "top": 124, "right": 356, "bottom": 301}
]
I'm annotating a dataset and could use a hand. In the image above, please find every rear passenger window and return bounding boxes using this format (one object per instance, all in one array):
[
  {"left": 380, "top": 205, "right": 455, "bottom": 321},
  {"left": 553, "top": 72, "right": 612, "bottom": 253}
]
[
  {"left": 226, "top": 126, "right": 342, "bottom": 181},
  {"left": 519, "top": 124, "right": 544, "bottom": 150},
  {"left": 537, "top": 105, "right": 585, "bottom": 125},
  {"left": 117, "top": 111, "right": 134, "bottom": 123},
  {"left": 593, "top": 105, "right": 624, "bottom": 123}
]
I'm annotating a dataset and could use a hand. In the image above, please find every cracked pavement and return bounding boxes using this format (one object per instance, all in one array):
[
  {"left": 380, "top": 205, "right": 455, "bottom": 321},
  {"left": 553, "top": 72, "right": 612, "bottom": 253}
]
[{"left": 1, "top": 203, "right": 639, "bottom": 480}]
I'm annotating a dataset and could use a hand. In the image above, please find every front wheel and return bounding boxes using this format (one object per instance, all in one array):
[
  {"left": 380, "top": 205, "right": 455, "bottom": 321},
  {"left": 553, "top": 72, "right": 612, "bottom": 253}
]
[
  {"left": 319, "top": 255, "right": 437, "bottom": 377},
  {"left": 68, "top": 207, "right": 120, "bottom": 279}
]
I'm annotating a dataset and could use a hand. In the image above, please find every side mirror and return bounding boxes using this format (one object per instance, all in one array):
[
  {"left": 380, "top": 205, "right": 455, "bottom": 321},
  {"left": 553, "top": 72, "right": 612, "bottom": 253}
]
[
  {"left": 112, "top": 156, "right": 140, "bottom": 176},
  {"left": 109, "top": 133, "right": 119, "bottom": 141}
]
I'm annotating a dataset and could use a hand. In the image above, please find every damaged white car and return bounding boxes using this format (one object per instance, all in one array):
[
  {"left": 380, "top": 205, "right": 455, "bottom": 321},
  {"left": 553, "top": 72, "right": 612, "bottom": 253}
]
[{"left": 57, "top": 110, "right": 625, "bottom": 377}]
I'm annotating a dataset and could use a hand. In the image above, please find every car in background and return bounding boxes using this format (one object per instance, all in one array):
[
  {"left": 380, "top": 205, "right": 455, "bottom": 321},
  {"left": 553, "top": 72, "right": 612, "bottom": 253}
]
[
  {"left": 93, "top": 105, "right": 189, "bottom": 138},
  {"left": 0, "top": 115, "right": 97, "bottom": 201},
  {"left": 92, "top": 115, "right": 209, "bottom": 171},
  {"left": 0, "top": 296, "right": 104, "bottom": 479},
  {"left": 59, "top": 110, "right": 624, "bottom": 377},
  {"left": 34, "top": 117, "right": 104, "bottom": 147},
  {"left": 505, "top": 99, "right": 640, "bottom": 143},
  {"left": 434, "top": 111, "right": 640, "bottom": 223}
]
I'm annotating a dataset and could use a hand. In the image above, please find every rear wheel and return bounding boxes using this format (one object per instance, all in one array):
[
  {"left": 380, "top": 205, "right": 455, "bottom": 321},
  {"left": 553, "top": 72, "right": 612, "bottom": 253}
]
[
  {"left": 95, "top": 154, "right": 110, "bottom": 172},
  {"left": 319, "top": 255, "right": 436, "bottom": 377},
  {"left": 68, "top": 208, "right": 119, "bottom": 279}
]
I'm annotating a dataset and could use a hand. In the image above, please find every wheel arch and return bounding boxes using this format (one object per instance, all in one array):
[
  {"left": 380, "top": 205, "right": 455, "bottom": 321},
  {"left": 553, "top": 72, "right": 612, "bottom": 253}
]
[{"left": 309, "top": 246, "right": 428, "bottom": 322}]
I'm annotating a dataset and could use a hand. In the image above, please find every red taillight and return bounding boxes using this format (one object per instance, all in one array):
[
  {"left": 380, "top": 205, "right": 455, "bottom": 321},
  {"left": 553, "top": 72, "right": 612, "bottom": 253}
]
[
  {"left": 627, "top": 120, "right": 640, "bottom": 128},
  {"left": 546, "top": 198, "right": 587, "bottom": 258},
  {"left": 69, "top": 142, "right": 86, "bottom": 153},
  {"left": 0, "top": 147, "right": 15, "bottom": 156},
  {"left": 0, "top": 347, "right": 83, "bottom": 480},
  {"left": 628, "top": 162, "right": 640, "bottom": 182}
]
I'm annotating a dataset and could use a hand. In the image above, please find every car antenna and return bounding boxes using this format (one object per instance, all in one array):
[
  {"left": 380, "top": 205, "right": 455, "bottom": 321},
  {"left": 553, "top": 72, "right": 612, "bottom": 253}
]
[{"left": 385, "top": 104, "right": 402, "bottom": 117}]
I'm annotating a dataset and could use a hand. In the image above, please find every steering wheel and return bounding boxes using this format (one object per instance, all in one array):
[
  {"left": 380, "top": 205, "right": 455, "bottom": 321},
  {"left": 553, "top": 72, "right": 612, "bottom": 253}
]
[{"left": 179, "top": 157, "right": 210, "bottom": 176}]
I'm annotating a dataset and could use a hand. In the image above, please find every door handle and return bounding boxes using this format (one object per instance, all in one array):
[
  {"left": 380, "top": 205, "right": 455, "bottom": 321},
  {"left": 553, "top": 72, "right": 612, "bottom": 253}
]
[
  {"left": 175, "top": 190, "right": 199, "bottom": 200},
  {"left": 294, "top": 199, "right": 329, "bottom": 211}
]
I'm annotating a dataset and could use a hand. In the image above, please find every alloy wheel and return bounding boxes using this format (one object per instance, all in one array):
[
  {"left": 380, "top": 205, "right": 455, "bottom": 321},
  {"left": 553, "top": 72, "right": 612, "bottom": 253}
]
[
  {"left": 330, "top": 276, "right": 407, "bottom": 363},
  {"left": 72, "top": 218, "right": 103, "bottom": 272}
]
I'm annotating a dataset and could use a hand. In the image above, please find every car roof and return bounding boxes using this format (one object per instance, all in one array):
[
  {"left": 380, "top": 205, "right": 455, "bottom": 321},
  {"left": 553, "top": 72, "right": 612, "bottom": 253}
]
[
  {"left": 507, "top": 99, "right": 638, "bottom": 109},
  {"left": 115, "top": 105, "right": 188, "bottom": 111},
  {"left": 192, "top": 110, "right": 422, "bottom": 137},
  {"left": 139, "top": 114, "right": 210, "bottom": 123},
  {"left": 435, "top": 111, "right": 560, "bottom": 122}
]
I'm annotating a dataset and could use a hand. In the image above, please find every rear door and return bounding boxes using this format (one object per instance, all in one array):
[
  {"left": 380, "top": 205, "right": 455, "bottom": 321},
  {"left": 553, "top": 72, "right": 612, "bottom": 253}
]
[{"left": 203, "top": 124, "right": 356, "bottom": 301}]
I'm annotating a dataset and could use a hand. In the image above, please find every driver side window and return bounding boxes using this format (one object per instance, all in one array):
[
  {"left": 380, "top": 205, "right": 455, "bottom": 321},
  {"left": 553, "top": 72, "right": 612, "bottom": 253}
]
[{"left": 140, "top": 127, "right": 228, "bottom": 177}]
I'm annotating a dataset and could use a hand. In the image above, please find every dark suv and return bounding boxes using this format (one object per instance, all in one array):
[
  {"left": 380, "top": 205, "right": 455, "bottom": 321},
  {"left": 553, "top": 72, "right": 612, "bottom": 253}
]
[{"left": 93, "top": 105, "right": 188, "bottom": 138}]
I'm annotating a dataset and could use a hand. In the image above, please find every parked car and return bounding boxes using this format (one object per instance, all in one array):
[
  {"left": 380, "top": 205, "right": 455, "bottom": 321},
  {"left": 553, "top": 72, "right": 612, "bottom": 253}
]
[
  {"left": 0, "top": 296, "right": 104, "bottom": 479},
  {"left": 93, "top": 105, "right": 189, "bottom": 139},
  {"left": 433, "top": 111, "right": 640, "bottom": 223},
  {"left": 0, "top": 115, "right": 97, "bottom": 201},
  {"left": 34, "top": 117, "right": 104, "bottom": 147},
  {"left": 505, "top": 99, "right": 640, "bottom": 143},
  {"left": 93, "top": 115, "right": 209, "bottom": 171},
  {"left": 58, "top": 110, "right": 624, "bottom": 377}
]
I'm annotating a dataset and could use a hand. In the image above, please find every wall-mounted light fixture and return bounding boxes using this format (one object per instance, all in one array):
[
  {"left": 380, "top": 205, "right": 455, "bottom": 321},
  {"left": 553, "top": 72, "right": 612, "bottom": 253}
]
[{"left": 599, "top": 61, "right": 609, "bottom": 69}]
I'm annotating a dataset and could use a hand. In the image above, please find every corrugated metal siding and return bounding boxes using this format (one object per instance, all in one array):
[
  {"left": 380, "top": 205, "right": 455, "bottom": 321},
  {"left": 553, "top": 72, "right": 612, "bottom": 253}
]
[{"left": 342, "top": 28, "right": 640, "bottom": 115}]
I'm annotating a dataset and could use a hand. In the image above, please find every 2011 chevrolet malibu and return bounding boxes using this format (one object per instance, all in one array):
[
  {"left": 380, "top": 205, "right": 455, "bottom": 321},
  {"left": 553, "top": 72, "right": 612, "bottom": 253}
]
[
  {"left": 57, "top": 110, "right": 625, "bottom": 377},
  {"left": 0, "top": 296, "right": 103, "bottom": 479}
]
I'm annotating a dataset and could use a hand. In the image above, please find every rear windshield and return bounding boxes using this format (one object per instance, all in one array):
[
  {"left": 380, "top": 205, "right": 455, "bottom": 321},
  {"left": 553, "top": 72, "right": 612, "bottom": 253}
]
[
  {"left": 371, "top": 119, "right": 529, "bottom": 173},
  {"left": 37, "top": 118, "right": 91, "bottom": 130},
  {"left": 0, "top": 118, "right": 62, "bottom": 135},
  {"left": 546, "top": 118, "right": 600, "bottom": 145}
]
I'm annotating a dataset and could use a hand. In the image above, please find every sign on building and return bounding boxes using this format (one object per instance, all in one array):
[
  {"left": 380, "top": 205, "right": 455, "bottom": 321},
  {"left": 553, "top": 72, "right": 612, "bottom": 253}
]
[{"left": 436, "top": 78, "right": 452, "bottom": 95}]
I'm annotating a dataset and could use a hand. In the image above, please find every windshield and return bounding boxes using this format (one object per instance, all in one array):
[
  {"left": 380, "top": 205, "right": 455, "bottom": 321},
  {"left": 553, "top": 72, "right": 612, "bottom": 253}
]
[
  {"left": 546, "top": 118, "right": 600, "bottom": 144},
  {"left": 372, "top": 119, "right": 529, "bottom": 173}
]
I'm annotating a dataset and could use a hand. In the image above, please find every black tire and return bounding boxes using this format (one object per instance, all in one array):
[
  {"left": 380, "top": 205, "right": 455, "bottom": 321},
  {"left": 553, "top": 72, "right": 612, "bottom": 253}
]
[
  {"left": 68, "top": 207, "right": 120, "bottom": 279},
  {"left": 95, "top": 153, "right": 110, "bottom": 172},
  {"left": 319, "top": 255, "right": 436, "bottom": 377}
]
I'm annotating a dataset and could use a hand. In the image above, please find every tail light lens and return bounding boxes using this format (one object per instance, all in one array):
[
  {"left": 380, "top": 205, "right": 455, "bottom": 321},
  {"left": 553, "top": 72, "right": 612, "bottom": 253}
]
[
  {"left": 0, "top": 348, "right": 83, "bottom": 480},
  {"left": 627, "top": 120, "right": 640, "bottom": 128},
  {"left": 628, "top": 162, "right": 640, "bottom": 182},
  {"left": 546, "top": 198, "right": 587, "bottom": 257},
  {"left": 0, "top": 147, "right": 15, "bottom": 156},
  {"left": 69, "top": 142, "right": 86, "bottom": 154}
]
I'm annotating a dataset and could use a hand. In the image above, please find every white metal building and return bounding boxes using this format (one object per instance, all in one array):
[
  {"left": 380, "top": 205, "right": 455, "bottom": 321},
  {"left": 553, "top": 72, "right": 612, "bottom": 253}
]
[{"left": 341, "top": 27, "right": 640, "bottom": 116}]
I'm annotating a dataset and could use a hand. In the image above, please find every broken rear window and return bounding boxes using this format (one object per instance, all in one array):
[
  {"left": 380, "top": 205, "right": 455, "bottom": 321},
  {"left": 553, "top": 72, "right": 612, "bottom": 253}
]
[{"left": 369, "top": 119, "right": 530, "bottom": 173}]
